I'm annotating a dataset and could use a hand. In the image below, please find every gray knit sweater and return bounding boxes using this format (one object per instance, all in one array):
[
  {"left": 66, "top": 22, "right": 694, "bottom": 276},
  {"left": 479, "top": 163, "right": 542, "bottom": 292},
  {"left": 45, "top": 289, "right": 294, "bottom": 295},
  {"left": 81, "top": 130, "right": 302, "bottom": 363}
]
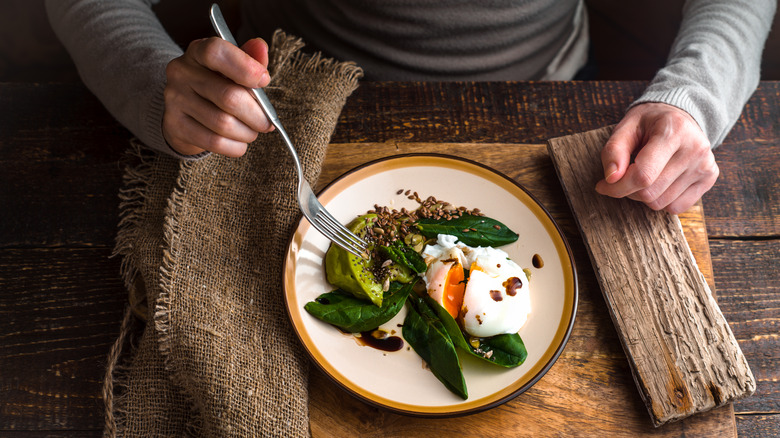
[{"left": 46, "top": 0, "right": 775, "bottom": 157}]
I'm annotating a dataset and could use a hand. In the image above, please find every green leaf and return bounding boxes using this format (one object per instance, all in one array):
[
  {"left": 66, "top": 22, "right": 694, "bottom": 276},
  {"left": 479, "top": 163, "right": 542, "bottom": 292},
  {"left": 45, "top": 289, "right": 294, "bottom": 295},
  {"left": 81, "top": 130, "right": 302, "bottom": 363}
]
[
  {"left": 415, "top": 214, "right": 519, "bottom": 247},
  {"left": 475, "top": 333, "right": 528, "bottom": 367},
  {"left": 422, "top": 296, "right": 471, "bottom": 351},
  {"left": 403, "top": 296, "right": 468, "bottom": 399},
  {"left": 380, "top": 241, "right": 427, "bottom": 274},
  {"left": 423, "top": 296, "right": 527, "bottom": 368},
  {"left": 304, "top": 282, "right": 412, "bottom": 333}
]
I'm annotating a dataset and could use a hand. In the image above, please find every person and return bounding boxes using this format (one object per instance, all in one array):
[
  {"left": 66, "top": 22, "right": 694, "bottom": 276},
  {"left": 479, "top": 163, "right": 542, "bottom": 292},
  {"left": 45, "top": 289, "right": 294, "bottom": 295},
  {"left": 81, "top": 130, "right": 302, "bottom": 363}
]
[{"left": 46, "top": 0, "right": 775, "bottom": 214}]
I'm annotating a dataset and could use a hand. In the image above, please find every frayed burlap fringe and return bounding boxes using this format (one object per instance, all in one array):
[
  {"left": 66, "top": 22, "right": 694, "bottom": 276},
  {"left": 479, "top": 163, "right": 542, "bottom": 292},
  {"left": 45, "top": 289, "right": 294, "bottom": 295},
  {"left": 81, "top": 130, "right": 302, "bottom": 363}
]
[
  {"left": 107, "top": 137, "right": 197, "bottom": 436},
  {"left": 105, "top": 31, "right": 362, "bottom": 437},
  {"left": 102, "top": 305, "right": 133, "bottom": 437}
]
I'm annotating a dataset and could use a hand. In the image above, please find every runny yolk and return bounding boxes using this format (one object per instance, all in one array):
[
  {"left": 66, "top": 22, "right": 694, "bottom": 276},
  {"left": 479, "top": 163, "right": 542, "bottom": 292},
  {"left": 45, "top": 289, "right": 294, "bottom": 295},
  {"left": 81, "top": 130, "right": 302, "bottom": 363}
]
[{"left": 441, "top": 263, "right": 466, "bottom": 319}]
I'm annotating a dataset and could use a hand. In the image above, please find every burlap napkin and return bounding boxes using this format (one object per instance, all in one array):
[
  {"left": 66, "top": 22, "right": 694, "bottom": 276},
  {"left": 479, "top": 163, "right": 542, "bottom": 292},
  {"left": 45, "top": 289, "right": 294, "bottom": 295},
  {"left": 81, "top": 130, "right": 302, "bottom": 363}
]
[{"left": 105, "top": 31, "right": 362, "bottom": 437}]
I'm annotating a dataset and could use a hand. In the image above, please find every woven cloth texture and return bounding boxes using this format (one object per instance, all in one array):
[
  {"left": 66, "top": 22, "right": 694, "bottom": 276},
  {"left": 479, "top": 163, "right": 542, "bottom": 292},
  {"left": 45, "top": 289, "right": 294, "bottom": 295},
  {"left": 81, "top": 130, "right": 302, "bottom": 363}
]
[{"left": 108, "top": 31, "right": 362, "bottom": 437}]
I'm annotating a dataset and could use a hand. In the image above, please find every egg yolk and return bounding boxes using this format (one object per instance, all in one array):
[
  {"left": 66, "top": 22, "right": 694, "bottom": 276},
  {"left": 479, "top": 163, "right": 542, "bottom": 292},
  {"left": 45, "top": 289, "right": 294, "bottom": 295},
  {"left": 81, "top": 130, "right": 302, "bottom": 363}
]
[
  {"left": 469, "top": 261, "right": 488, "bottom": 275},
  {"left": 439, "top": 263, "right": 466, "bottom": 319}
]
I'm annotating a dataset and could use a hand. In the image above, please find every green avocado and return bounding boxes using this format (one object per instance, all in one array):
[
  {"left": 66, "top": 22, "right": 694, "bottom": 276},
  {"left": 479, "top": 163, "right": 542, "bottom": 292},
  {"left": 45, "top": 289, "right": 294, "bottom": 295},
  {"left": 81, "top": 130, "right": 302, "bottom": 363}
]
[
  {"left": 386, "top": 261, "right": 415, "bottom": 283},
  {"left": 324, "top": 214, "right": 383, "bottom": 307}
]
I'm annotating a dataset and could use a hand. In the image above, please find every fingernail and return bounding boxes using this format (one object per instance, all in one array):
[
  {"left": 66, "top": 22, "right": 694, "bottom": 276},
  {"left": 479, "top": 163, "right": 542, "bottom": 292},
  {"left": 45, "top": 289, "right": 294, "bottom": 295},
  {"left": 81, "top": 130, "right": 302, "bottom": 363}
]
[
  {"left": 259, "top": 72, "right": 269, "bottom": 86},
  {"left": 605, "top": 163, "right": 618, "bottom": 182}
]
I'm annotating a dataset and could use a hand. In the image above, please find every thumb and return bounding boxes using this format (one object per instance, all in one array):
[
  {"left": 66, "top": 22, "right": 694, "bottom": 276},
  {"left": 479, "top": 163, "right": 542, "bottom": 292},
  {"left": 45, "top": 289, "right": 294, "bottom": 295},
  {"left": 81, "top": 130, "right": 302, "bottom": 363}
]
[
  {"left": 600, "top": 124, "right": 638, "bottom": 184},
  {"left": 241, "top": 38, "right": 269, "bottom": 68}
]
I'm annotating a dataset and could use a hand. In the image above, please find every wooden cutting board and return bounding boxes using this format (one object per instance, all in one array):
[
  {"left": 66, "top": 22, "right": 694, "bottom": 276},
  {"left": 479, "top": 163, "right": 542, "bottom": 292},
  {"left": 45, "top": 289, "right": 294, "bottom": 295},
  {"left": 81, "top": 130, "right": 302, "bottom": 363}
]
[
  {"left": 307, "top": 140, "right": 738, "bottom": 437},
  {"left": 547, "top": 127, "right": 754, "bottom": 426}
]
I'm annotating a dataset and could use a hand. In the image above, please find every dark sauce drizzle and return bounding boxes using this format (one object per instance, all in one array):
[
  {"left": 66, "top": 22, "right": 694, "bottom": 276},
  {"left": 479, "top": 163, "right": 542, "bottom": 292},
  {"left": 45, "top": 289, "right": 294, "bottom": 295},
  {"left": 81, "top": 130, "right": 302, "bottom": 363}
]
[
  {"left": 357, "top": 330, "right": 404, "bottom": 352},
  {"left": 503, "top": 277, "right": 522, "bottom": 296}
]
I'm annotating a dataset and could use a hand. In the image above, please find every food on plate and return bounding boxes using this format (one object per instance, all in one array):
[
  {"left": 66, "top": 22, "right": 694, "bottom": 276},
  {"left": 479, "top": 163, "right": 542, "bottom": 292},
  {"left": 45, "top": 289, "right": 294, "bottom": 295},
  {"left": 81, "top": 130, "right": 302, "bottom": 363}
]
[
  {"left": 422, "top": 234, "right": 531, "bottom": 338},
  {"left": 324, "top": 213, "right": 414, "bottom": 307},
  {"left": 305, "top": 192, "right": 530, "bottom": 399}
]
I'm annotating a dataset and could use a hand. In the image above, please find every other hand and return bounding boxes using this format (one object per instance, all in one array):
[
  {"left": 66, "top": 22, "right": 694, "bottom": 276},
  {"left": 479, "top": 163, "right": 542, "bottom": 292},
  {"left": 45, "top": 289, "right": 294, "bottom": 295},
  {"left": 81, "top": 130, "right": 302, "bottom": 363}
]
[
  {"left": 162, "top": 37, "right": 273, "bottom": 157},
  {"left": 595, "top": 102, "right": 719, "bottom": 215}
]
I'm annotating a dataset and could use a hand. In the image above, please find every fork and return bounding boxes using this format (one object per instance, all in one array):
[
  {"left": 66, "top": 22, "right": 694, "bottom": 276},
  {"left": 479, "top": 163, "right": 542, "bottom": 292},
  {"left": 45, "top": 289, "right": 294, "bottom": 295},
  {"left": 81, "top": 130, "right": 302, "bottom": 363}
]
[{"left": 209, "top": 4, "right": 368, "bottom": 258}]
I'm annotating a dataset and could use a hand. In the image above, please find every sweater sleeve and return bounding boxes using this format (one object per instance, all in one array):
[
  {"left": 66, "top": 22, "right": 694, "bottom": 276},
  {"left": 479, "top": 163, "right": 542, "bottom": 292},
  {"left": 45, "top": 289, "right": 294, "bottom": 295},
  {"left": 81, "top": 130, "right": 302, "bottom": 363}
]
[
  {"left": 46, "top": 0, "right": 205, "bottom": 159},
  {"left": 631, "top": 0, "right": 775, "bottom": 148}
]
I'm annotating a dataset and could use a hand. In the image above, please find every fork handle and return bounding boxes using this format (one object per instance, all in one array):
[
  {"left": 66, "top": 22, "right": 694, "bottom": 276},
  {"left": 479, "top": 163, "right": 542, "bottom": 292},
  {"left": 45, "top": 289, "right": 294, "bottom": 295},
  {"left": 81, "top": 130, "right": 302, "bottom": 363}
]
[
  {"left": 209, "top": 4, "right": 280, "bottom": 126},
  {"left": 209, "top": 4, "right": 303, "bottom": 180}
]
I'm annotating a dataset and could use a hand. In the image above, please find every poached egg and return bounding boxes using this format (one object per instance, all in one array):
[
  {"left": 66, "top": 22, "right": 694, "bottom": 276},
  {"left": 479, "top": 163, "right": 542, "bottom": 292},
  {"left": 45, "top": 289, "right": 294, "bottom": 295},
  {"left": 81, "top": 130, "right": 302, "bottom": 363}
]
[{"left": 422, "top": 234, "right": 531, "bottom": 338}]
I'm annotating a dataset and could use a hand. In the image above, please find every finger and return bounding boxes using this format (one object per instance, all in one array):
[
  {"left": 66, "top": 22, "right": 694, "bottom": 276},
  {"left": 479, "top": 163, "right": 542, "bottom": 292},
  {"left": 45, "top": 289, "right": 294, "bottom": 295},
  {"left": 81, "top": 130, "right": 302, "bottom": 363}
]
[
  {"left": 162, "top": 109, "right": 207, "bottom": 157},
  {"left": 663, "top": 181, "right": 712, "bottom": 215},
  {"left": 627, "top": 167, "right": 691, "bottom": 210},
  {"left": 182, "top": 91, "right": 259, "bottom": 144},
  {"left": 165, "top": 137, "right": 206, "bottom": 157},
  {"left": 631, "top": 142, "right": 714, "bottom": 206},
  {"left": 629, "top": 152, "right": 718, "bottom": 212},
  {"left": 189, "top": 37, "right": 270, "bottom": 88},
  {"left": 164, "top": 110, "right": 248, "bottom": 158},
  {"left": 600, "top": 123, "right": 639, "bottom": 183},
  {"left": 660, "top": 155, "right": 719, "bottom": 213},
  {"left": 185, "top": 69, "right": 273, "bottom": 133},
  {"left": 597, "top": 133, "right": 678, "bottom": 199},
  {"left": 242, "top": 38, "right": 269, "bottom": 67},
  {"left": 626, "top": 147, "right": 690, "bottom": 205}
]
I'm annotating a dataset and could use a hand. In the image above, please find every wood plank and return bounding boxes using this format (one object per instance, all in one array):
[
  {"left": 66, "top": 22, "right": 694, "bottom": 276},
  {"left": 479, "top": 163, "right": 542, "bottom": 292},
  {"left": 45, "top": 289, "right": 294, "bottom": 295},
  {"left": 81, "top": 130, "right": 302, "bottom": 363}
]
[
  {"left": 331, "top": 81, "right": 780, "bottom": 237},
  {"left": 547, "top": 127, "right": 755, "bottom": 426},
  {"left": 333, "top": 81, "right": 646, "bottom": 145},
  {"left": 736, "top": 414, "right": 780, "bottom": 438},
  {"left": 310, "top": 361, "right": 737, "bottom": 438},
  {"left": 311, "top": 142, "right": 736, "bottom": 436},
  {"left": 704, "top": 139, "right": 780, "bottom": 237},
  {"left": 0, "top": 83, "right": 130, "bottom": 248},
  {"left": 334, "top": 82, "right": 780, "bottom": 148},
  {"left": 1, "top": 82, "right": 776, "bottom": 436},
  {"left": 697, "top": 84, "right": 780, "bottom": 237},
  {"left": 2, "top": 82, "right": 778, "bottom": 248},
  {"left": 678, "top": 203, "right": 715, "bottom": 292},
  {"left": 0, "top": 248, "right": 127, "bottom": 431},
  {"left": 710, "top": 239, "right": 780, "bottom": 414}
]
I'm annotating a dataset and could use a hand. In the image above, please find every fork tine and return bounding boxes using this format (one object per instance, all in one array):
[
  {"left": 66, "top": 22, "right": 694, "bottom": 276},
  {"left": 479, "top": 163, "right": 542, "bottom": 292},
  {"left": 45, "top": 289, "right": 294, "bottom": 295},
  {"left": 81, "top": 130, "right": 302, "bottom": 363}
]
[
  {"left": 314, "top": 213, "right": 366, "bottom": 249},
  {"left": 316, "top": 207, "right": 368, "bottom": 247},
  {"left": 313, "top": 215, "right": 366, "bottom": 257}
]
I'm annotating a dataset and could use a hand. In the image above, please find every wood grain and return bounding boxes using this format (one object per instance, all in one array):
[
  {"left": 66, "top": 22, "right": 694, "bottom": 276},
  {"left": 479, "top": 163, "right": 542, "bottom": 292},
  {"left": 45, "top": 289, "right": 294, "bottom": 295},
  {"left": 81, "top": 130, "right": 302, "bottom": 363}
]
[
  {"left": 1, "top": 82, "right": 777, "bottom": 248},
  {"left": 705, "top": 134, "right": 780, "bottom": 237},
  {"left": 309, "top": 142, "right": 736, "bottom": 436},
  {"left": 309, "top": 361, "right": 737, "bottom": 438},
  {"left": 736, "top": 414, "right": 780, "bottom": 438},
  {"left": 0, "top": 84, "right": 130, "bottom": 248},
  {"left": 547, "top": 127, "right": 755, "bottom": 426},
  {"left": 0, "top": 248, "right": 127, "bottom": 430},
  {"left": 711, "top": 239, "right": 780, "bottom": 415},
  {"left": 1, "top": 82, "right": 777, "bottom": 436}
]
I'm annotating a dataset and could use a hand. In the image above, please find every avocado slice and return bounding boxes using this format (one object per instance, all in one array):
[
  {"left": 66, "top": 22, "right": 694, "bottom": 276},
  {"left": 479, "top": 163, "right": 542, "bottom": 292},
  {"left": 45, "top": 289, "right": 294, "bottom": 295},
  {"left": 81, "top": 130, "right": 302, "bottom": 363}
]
[
  {"left": 324, "top": 214, "right": 383, "bottom": 306},
  {"left": 386, "top": 261, "right": 415, "bottom": 284}
]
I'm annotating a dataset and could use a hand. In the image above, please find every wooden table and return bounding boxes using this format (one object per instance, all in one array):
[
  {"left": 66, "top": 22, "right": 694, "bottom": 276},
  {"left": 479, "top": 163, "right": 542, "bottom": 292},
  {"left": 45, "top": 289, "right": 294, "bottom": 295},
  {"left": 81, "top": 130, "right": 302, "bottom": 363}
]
[{"left": 1, "top": 81, "right": 777, "bottom": 436}]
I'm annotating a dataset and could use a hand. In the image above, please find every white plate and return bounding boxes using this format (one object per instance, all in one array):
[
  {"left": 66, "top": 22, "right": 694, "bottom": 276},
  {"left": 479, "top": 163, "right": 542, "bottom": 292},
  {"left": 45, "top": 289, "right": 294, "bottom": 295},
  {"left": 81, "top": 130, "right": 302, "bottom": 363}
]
[{"left": 283, "top": 154, "right": 577, "bottom": 416}]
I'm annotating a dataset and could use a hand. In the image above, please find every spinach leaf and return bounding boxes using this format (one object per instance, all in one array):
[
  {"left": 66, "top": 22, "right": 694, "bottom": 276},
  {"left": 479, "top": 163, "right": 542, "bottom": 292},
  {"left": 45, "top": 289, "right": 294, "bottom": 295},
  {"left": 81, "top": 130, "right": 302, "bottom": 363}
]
[
  {"left": 423, "top": 296, "right": 527, "bottom": 368},
  {"left": 422, "top": 296, "right": 471, "bottom": 351},
  {"left": 380, "top": 241, "right": 427, "bottom": 274},
  {"left": 415, "top": 214, "right": 518, "bottom": 247},
  {"left": 403, "top": 296, "right": 468, "bottom": 399},
  {"left": 304, "top": 282, "right": 412, "bottom": 333},
  {"left": 474, "top": 333, "right": 528, "bottom": 367}
]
